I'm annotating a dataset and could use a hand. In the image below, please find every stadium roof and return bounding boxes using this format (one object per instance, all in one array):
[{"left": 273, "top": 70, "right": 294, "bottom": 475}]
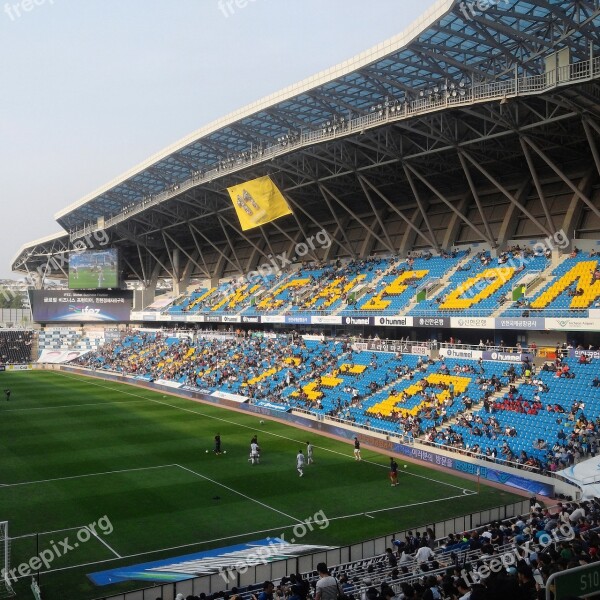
[
  {"left": 52, "top": 0, "right": 600, "bottom": 233},
  {"left": 13, "top": 0, "right": 600, "bottom": 284}
]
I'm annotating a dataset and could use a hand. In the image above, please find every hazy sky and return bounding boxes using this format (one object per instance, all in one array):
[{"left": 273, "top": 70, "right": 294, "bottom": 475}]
[{"left": 0, "top": 0, "right": 439, "bottom": 279}]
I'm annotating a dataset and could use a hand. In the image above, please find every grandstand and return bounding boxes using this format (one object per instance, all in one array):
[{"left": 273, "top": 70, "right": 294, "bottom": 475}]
[
  {"left": 71, "top": 329, "right": 600, "bottom": 475},
  {"left": 0, "top": 330, "right": 33, "bottom": 365},
  {"left": 4, "top": 0, "right": 600, "bottom": 598}
]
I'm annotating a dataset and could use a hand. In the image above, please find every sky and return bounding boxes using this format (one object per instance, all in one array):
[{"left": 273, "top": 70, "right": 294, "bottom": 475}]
[{"left": 0, "top": 0, "right": 440, "bottom": 279}]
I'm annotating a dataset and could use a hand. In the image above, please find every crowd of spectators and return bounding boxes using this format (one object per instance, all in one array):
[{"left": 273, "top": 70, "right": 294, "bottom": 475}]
[
  {"left": 158, "top": 497, "right": 600, "bottom": 600},
  {"left": 0, "top": 329, "right": 33, "bottom": 364}
]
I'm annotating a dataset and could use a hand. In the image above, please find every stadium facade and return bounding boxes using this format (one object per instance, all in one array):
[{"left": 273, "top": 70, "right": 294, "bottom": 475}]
[
  {"left": 9, "top": 0, "right": 600, "bottom": 341},
  {"left": 4, "top": 0, "right": 600, "bottom": 352}
]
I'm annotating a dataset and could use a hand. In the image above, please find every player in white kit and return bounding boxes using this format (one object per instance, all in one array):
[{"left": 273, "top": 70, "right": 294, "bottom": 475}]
[
  {"left": 296, "top": 449, "right": 305, "bottom": 477},
  {"left": 250, "top": 441, "right": 260, "bottom": 464}
]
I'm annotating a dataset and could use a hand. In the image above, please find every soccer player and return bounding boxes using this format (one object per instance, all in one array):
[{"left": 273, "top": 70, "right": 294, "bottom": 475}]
[
  {"left": 250, "top": 440, "right": 260, "bottom": 464},
  {"left": 296, "top": 449, "right": 305, "bottom": 477},
  {"left": 4, "top": 389, "right": 10, "bottom": 401},
  {"left": 353, "top": 437, "right": 361, "bottom": 461},
  {"left": 306, "top": 441, "right": 314, "bottom": 464},
  {"left": 389, "top": 457, "right": 399, "bottom": 487},
  {"left": 97, "top": 266, "right": 105, "bottom": 287},
  {"left": 214, "top": 433, "right": 221, "bottom": 455}
]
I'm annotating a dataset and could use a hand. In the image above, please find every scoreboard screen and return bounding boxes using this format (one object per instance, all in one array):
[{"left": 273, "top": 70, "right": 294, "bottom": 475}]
[{"left": 69, "top": 249, "right": 119, "bottom": 290}]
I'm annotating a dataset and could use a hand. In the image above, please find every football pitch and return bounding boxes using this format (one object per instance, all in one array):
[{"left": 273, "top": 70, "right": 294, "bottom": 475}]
[
  {"left": 0, "top": 371, "right": 522, "bottom": 599},
  {"left": 69, "top": 267, "right": 118, "bottom": 290}
]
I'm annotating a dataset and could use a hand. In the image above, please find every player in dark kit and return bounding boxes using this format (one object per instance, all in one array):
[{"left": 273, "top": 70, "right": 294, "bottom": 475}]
[
  {"left": 4, "top": 389, "right": 10, "bottom": 401},
  {"left": 353, "top": 437, "right": 361, "bottom": 461},
  {"left": 214, "top": 434, "right": 222, "bottom": 455},
  {"left": 389, "top": 457, "right": 399, "bottom": 487}
]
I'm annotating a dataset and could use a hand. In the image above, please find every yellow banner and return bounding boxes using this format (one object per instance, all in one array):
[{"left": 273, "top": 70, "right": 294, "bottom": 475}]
[{"left": 227, "top": 176, "right": 292, "bottom": 231}]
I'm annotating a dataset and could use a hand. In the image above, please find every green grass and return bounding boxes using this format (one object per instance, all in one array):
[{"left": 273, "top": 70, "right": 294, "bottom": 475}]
[
  {"left": 69, "top": 267, "right": 118, "bottom": 289},
  {"left": 0, "top": 371, "right": 521, "bottom": 600}
]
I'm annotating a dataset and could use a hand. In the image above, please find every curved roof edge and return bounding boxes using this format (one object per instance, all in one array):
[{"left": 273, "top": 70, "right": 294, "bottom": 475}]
[
  {"left": 54, "top": 0, "right": 453, "bottom": 221},
  {"left": 11, "top": 232, "right": 69, "bottom": 268}
]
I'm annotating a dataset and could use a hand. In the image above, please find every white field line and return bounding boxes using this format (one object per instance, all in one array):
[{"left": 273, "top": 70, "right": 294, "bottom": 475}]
[
  {"left": 0, "top": 464, "right": 177, "bottom": 488},
  {"left": 52, "top": 373, "right": 475, "bottom": 494}
]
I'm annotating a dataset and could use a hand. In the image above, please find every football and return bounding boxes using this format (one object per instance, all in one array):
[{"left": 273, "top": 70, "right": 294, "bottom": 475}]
[
  {"left": 224, "top": 450, "right": 227, "bottom": 454},
  {"left": 205, "top": 450, "right": 209, "bottom": 453},
  {"left": 404, "top": 464, "right": 407, "bottom": 469}
]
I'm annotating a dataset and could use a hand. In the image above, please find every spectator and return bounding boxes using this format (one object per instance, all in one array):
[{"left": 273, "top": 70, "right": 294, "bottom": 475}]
[{"left": 314, "top": 563, "right": 337, "bottom": 600}]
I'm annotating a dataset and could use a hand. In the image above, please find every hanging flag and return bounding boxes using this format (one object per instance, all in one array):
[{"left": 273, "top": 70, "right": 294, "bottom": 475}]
[{"left": 227, "top": 175, "right": 292, "bottom": 231}]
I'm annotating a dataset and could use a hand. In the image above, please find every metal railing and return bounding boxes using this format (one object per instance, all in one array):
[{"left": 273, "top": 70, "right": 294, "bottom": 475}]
[
  {"left": 92, "top": 499, "right": 531, "bottom": 600},
  {"left": 438, "top": 342, "right": 529, "bottom": 352},
  {"left": 501, "top": 307, "right": 592, "bottom": 317},
  {"left": 419, "top": 438, "right": 544, "bottom": 474},
  {"left": 291, "top": 407, "right": 416, "bottom": 444},
  {"left": 150, "top": 306, "right": 596, "bottom": 320},
  {"left": 70, "top": 54, "right": 600, "bottom": 240}
]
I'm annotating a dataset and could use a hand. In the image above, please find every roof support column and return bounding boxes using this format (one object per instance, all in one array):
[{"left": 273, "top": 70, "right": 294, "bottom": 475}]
[
  {"left": 441, "top": 197, "right": 469, "bottom": 250},
  {"left": 285, "top": 193, "right": 355, "bottom": 259},
  {"left": 318, "top": 185, "right": 356, "bottom": 259},
  {"left": 402, "top": 166, "right": 439, "bottom": 251},
  {"left": 357, "top": 175, "right": 437, "bottom": 249},
  {"left": 518, "top": 139, "right": 556, "bottom": 234},
  {"left": 561, "top": 170, "right": 595, "bottom": 242},
  {"left": 320, "top": 185, "right": 395, "bottom": 254},
  {"left": 357, "top": 177, "right": 395, "bottom": 251},
  {"left": 582, "top": 119, "right": 600, "bottom": 179},
  {"left": 457, "top": 153, "right": 497, "bottom": 247},
  {"left": 461, "top": 151, "right": 552, "bottom": 238},
  {"left": 404, "top": 163, "right": 492, "bottom": 245},
  {"left": 522, "top": 136, "right": 600, "bottom": 221},
  {"left": 496, "top": 179, "right": 532, "bottom": 245}
]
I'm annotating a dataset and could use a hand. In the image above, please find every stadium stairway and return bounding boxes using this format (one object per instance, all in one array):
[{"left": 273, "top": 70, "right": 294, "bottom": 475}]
[
  {"left": 501, "top": 250, "right": 600, "bottom": 317},
  {"left": 419, "top": 377, "right": 523, "bottom": 435},
  {"left": 405, "top": 253, "right": 471, "bottom": 313},
  {"left": 244, "top": 269, "right": 298, "bottom": 313},
  {"left": 30, "top": 333, "right": 39, "bottom": 361},
  {"left": 335, "top": 261, "right": 398, "bottom": 313}
]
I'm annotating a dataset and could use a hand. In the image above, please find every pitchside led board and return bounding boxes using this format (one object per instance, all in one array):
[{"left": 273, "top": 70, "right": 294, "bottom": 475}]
[
  {"left": 69, "top": 248, "right": 120, "bottom": 290},
  {"left": 227, "top": 175, "right": 292, "bottom": 231}
]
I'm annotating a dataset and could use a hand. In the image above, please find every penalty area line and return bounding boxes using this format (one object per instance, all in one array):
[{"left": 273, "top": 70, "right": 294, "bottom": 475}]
[
  {"left": 175, "top": 463, "right": 303, "bottom": 524},
  {"left": 0, "top": 400, "right": 148, "bottom": 413},
  {"left": 85, "top": 526, "right": 122, "bottom": 559},
  {"left": 328, "top": 491, "right": 476, "bottom": 522},
  {"left": 0, "top": 464, "right": 178, "bottom": 488},
  {"left": 11, "top": 522, "right": 301, "bottom": 582}
]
